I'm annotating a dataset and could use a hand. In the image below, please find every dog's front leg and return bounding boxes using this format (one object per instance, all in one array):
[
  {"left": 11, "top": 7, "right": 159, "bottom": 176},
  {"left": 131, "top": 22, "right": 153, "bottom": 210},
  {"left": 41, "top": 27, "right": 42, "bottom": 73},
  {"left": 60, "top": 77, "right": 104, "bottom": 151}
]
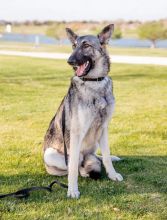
[
  {"left": 67, "top": 131, "right": 81, "bottom": 199},
  {"left": 67, "top": 108, "right": 90, "bottom": 199},
  {"left": 99, "top": 127, "right": 123, "bottom": 181}
]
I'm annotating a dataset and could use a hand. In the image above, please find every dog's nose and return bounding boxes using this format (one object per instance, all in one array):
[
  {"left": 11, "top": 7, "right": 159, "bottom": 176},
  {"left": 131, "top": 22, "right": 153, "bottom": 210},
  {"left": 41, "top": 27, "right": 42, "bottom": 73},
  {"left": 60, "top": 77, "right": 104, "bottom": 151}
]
[{"left": 67, "top": 55, "right": 77, "bottom": 65}]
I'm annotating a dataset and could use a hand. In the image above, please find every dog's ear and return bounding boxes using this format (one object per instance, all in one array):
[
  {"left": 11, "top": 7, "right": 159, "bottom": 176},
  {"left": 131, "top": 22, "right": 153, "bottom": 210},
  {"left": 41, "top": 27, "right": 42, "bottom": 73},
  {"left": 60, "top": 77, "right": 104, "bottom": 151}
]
[
  {"left": 66, "top": 28, "right": 78, "bottom": 45},
  {"left": 98, "top": 24, "right": 114, "bottom": 45}
]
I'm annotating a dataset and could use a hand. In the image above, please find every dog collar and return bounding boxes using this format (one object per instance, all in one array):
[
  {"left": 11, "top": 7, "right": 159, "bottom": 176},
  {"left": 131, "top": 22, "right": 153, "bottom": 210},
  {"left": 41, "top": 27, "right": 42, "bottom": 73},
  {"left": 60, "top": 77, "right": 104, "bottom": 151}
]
[{"left": 80, "top": 77, "right": 105, "bottom": 82}]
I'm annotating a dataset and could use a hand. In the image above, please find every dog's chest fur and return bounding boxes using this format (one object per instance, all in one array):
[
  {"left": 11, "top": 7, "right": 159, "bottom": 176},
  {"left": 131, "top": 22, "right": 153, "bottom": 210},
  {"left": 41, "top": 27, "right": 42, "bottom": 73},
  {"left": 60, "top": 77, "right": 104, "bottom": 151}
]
[
  {"left": 43, "top": 76, "right": 115, "bottom": 156},
  {"left": 66, "top": 76, "right": 115, "bottom": 154},
  {"left": 70, "top": 76, "right": 114, "bottom": 119}
]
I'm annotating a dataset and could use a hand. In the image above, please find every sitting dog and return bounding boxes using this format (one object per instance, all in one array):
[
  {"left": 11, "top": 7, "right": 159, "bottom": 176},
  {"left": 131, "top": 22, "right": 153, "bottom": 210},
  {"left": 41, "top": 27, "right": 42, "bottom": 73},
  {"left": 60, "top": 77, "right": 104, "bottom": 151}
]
[{"left": 43, "top": 24, "right": 123, "bottom": 198}]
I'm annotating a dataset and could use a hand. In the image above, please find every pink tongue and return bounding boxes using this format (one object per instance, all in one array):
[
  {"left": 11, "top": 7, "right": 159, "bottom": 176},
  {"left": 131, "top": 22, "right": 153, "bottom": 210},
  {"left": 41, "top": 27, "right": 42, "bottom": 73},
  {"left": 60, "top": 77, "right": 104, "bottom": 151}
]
[{"left": 76, "top": 63, "right": 86, "bottom": 76}]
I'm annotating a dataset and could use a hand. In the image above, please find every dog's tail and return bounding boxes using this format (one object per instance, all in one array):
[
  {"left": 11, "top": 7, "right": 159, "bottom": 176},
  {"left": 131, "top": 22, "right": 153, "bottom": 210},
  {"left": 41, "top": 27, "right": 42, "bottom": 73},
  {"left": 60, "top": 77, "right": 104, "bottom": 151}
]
[{"left": 79, "top": 154, "right": 102, "bottom": 180}]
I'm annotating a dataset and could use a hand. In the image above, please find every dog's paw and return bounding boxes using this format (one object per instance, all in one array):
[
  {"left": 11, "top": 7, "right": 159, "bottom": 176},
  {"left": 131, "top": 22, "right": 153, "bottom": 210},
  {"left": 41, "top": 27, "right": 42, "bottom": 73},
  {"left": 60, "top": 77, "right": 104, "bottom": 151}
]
[
  {"left": 109, "top": 172, "right": 123, "bottom": 181},
  {"left": 111, "top": 155, "right": 122, "bottom": 162},
  {"left": 67, "top": 188, "right": 80, "bottom": 199}
]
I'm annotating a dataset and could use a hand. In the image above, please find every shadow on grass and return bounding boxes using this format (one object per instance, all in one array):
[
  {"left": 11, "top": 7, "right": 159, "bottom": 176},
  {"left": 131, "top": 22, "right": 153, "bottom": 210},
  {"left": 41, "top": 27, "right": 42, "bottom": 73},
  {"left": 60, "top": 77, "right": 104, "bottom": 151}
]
[{"left": 0, "top": 156, "right": 166, "bottom": 203}]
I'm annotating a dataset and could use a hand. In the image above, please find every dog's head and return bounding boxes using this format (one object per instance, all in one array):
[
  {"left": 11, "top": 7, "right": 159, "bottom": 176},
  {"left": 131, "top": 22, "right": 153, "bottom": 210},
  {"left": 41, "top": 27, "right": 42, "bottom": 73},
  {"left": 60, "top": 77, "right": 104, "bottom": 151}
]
[{"left": 66, "top": 24, "right": 114, "bottom": 78}]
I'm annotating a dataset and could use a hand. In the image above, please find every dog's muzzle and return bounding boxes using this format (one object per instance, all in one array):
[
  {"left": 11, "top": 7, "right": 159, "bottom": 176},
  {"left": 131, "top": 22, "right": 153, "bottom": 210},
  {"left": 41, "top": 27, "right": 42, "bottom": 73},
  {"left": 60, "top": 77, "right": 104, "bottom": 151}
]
[{"left": 67, "top": 55, "right": 93, "bottom": 77}]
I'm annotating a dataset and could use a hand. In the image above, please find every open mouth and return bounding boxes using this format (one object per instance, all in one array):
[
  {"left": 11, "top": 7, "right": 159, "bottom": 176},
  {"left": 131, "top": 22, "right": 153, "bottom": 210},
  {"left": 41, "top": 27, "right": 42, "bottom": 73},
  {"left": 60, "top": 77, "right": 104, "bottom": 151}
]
[{"left": 73, "top": 60, "right": 92, "bottom": 77}]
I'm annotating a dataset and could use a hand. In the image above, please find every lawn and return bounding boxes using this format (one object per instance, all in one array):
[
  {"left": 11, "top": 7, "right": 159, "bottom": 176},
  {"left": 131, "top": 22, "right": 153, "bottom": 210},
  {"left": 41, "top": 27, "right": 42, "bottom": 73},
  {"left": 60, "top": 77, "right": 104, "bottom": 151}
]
[{"left": 0, "top": 56, "right": 167, "bottom": 220}]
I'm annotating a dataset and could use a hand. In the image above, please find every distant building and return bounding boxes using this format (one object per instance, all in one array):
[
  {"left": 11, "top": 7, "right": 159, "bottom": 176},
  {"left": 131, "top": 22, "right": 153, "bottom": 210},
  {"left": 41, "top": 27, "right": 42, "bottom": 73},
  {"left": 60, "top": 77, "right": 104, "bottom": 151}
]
[{"left": 5, "top": 24, "right": 12, "bottom": 33}]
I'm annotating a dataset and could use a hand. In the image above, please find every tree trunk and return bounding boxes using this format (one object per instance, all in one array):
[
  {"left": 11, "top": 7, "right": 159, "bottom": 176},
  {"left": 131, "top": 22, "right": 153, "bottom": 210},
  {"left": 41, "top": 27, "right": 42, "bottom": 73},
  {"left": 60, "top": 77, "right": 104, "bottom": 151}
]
[{"left": 151, "top": 40, "right": 156, "bottom": 48}]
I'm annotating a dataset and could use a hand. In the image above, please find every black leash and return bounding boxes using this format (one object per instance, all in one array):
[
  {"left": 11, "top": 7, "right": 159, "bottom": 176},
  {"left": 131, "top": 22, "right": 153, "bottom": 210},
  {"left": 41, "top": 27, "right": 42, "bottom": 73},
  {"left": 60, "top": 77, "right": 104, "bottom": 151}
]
[
  {"left": 0, "top": 107, "right": 68, "bottom": 199},
  {"left": 0, "top": 180, "right": 68, "bottom": 199},
  {"left": 62, "top": 106, "right": 68, "bottom": 166}
]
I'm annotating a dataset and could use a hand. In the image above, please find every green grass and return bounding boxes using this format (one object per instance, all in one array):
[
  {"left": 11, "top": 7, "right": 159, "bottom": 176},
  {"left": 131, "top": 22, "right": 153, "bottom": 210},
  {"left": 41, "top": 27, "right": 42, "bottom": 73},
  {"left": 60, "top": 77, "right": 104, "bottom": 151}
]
[
  {"left": 0, "top": 56, "right": 167, "bottom": 220},
  {"left": 0, "top": 41, "right": 167, "bottom": 57}
]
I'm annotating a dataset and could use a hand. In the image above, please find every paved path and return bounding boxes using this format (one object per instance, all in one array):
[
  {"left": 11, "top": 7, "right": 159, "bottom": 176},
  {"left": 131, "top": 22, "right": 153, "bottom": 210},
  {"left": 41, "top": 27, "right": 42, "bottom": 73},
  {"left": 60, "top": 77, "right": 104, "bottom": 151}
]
[{"left": 0, "top": 50, "right": 167, "bottom": 66}]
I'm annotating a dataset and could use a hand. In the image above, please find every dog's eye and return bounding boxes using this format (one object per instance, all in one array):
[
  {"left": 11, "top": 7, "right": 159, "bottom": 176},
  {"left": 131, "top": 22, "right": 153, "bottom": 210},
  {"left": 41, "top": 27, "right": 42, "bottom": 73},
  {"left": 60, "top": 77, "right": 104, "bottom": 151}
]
[
  {"left": 83, "top": 44, "right": 90, "bottom": 49},
  {"left": 72, "top": 44, "right": 76, "bottom": 49}
]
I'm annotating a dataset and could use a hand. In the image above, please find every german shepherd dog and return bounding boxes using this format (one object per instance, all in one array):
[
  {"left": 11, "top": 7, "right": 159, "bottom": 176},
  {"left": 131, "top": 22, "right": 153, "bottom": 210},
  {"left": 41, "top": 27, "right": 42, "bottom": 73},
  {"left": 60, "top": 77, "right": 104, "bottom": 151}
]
[{"left": 43, "top": 24, "right": 123, "bottom": 198}]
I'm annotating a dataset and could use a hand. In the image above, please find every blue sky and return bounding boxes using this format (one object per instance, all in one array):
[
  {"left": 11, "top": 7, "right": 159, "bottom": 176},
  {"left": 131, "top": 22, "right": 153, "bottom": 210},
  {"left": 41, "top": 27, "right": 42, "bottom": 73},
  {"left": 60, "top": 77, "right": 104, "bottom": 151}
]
[{"left": 1, "top": 0, "right": 167, "bottom": 21}]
